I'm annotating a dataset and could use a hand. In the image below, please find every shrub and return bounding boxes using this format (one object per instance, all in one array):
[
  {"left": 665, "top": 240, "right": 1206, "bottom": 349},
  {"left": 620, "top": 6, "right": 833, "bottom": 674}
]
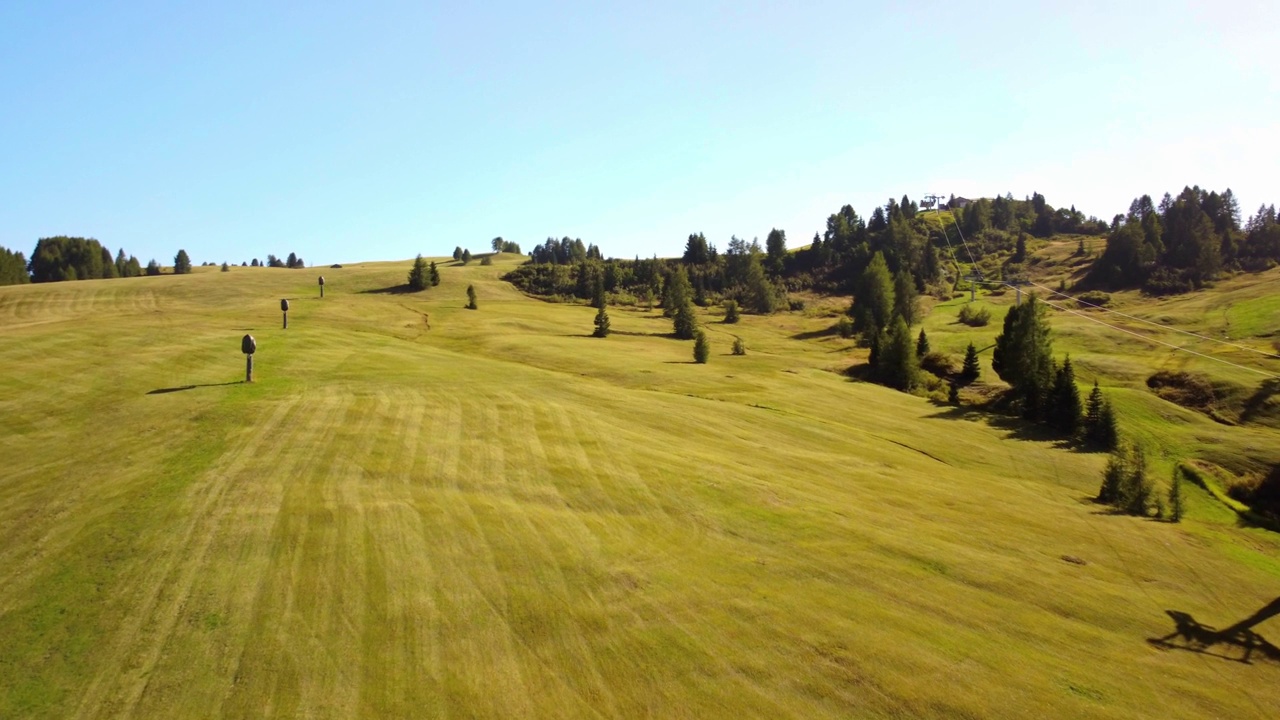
[
  {"left": 732, "top": 337, "right": 746, "bottom": 355},
  {"left": 480, "top": 255, "right": 493, "bottom": 266},
  {"left": 788, "top": 298, "right": 806, "bottom": 311},
  {"left": 958, "top": 304, "right": 991, "bottom": 327},
  {"left": 466, "top": 284, "right": 478, "bottom": 309},
  {"left": 836, "top": 315, "right": 855, "bottom": 338},
  {"left": 220, "top": 262, "right": 230, "bottom": 272},
  {"left": 723, "top": 299, "right": 740, "bottom": 324},
  {"left": 1075, "top": 290, "right": 1111, "bottom": 308},
  {"left": 920, "top": 351, "right": 955, "bottom": 378},
  {"left": 693, "top": 331, "right": 710, "bottom": 363}
]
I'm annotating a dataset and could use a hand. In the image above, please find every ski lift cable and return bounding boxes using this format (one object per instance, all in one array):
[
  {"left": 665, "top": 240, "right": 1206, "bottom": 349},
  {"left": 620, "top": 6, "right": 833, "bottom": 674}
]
[
  {"left": 1026, "top": 280, "right": 1279, "bottom": 359},
  {"left": 1040, "top": 298, "right": 1280, "bottom": 380}
]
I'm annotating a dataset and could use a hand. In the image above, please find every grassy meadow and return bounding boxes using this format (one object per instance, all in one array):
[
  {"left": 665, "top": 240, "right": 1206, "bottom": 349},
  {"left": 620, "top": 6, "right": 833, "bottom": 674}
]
[{"left": 1, "top": 251, "right": 1278, "bottom": 719}]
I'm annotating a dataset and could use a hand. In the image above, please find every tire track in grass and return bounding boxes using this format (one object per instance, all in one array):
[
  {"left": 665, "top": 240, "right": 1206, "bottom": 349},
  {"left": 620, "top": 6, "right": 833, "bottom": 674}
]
[
  {"left": 417, "top": 395, "right": 537, "bottom": 717},
  {"left": 482, "top": 398, "right": 626, "bottom": 718},
  {"left": 71, "top": 396, "right": 303, "bottom": 719},
  {"left": 218, "top": 390, "right": 375, "bottom": 718},
  {"left": 356, "top": 390, "right": 443, "bottom": 716}
]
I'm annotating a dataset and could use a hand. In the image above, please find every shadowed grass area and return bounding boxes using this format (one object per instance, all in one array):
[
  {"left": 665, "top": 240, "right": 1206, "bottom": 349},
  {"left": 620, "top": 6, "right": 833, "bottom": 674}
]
[{"left": 1, "top": 253, "right": 1278, "bottom": 719}]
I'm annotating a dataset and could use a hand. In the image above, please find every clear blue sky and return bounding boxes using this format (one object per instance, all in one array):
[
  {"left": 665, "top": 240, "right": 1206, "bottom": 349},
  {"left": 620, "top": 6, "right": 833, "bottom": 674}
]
[{"left": 2, "top": 1, "right": 1277, "bottom": 266}]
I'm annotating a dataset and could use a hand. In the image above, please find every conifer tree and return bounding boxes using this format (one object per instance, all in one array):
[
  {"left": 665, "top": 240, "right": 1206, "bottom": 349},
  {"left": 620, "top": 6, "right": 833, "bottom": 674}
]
[
  {"left": 408, "top": 254, "right": 429, "bottom": 290},
  {"left": 893, "top": 269, "right": 918, "bottom": 326},
  {"left": 593, "top": 306, "right": 610, "bottom": 337},
  {"left": 461, "top": 249, "right": 472, "bottom": 264},
  {"left": 466, "top": 284, "right": 477, "bottom": 309},
  {"left": 453, "top": 246, "right": 463, "bottom": 261},
  {"left": 1095, "top": 399, "right": 1119, "bottom": 450},
  {"left": 948, "top": 382, "right": 960, "bottom": 404},
  {"left": 723, "top": 299, "right": 740, "bottom": 324},
  {"left": 592, "top": 275, "right": 606, "bottom": 310},
  {"left": 174, "top": 249, "right": 192, "bottom": 275},
  {"left": 854, "top": 252, "right": 895, "bottom": 333},
  {"left": 429, "top": 261, "right": 440, "bottom": 286},
  {"left": 732, "top": 337, "right": 746, "bottom": 355},
  {"left": 663, "top": 266, "right": 692, "bottom": 318},
  {"left": 992, "top": 295, "right": 1055, "bottom": 419},
  {"left": 877, "top": 315, "right": 919, "bottom": 390},
  {"left": 673, "top": 297, "right": 697, "bottom": 339},
  {"left": 960, "top": 342, "right": 981, "bottom": 383},
  {"left": 1049, "top": 356, "right": 1083, "bottom": 436},
  {"left": 916, "top": 328, "right": 930, "bottom": 358},
  {"left": 693, "top": 330, "right": 710, "bottom": 363}
]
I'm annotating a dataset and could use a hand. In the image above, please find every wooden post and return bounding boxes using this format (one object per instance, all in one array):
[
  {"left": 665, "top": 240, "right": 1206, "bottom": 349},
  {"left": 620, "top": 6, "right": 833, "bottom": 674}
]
[
  {"left": 319, "top": 275, "right": 325, "bottom": 298},
  {"left": 281, "top": 298, "right": 290, "bottom": 329},
  {"left": 246, "top": 355, "right": 253, "bottom": 382}
]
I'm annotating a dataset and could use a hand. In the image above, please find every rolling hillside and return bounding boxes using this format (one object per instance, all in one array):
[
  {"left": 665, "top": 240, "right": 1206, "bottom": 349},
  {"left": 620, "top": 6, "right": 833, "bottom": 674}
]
[{"left": 1, "top": 253, "right": 1277, "bottom": 719}]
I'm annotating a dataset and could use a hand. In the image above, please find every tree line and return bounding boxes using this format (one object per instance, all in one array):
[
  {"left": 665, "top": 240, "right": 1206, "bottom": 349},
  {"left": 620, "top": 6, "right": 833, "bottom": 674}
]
[
  {"left": 1086, "top": 186, "right": 1280, "bottom": 294},
  {"left": 0, "top": 236, "right": 315, "bottom": 286}
]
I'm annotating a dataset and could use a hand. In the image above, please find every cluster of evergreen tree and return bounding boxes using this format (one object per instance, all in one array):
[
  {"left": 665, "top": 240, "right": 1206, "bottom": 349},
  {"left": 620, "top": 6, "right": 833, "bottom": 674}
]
[
  {"left": 24, "top": 236, "right": 145, "bottom": 283},
  {"left": 988, "top": 295, "right": 1119, "bottom": 445},
  {"left": 1087, "top": 186, "right": 1280, "bottom": 293},
  {"left": 407, "top": 255, "right": 441, "bottom": 291},
  {"left": 262, "top": 253, "right": 306, "bottom": 269},
  {"left": 0, "top": 246, "right": 31, "bottom": 285},
  {"left": 490, "top": 237, "right": 522, "bottom": 254},
  {"left": 526, "top": 237, "right": 602, "bottom": 265}
]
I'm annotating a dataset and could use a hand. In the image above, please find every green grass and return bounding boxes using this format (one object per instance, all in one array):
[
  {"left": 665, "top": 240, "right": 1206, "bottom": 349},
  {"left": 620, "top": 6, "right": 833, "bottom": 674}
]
[{"left": 2, "top": 253, "right": 1279, "bottom": 719}]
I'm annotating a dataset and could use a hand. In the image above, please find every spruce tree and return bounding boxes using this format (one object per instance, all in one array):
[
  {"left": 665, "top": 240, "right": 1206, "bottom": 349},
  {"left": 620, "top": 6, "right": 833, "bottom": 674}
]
[
  {"left": 593, "top": 306, "right": 610, "bottom": 337},
  {"left": 855, "top": 252, "right": 895, "bottom": 333},
  {"left": 408, "top": 254, "right": 429, "bottom": 290},
  {"left": 174, "top": 249, "right": 192, "bottom": 274},
  {"left": 1049, "top": 356, "right": 1083, "bottom": 436},
  {"left": 960, "top": 342, "right": 981, "bottom": 384},
  {"left": 453, "top": 246, "right": 463, "bottom": 261},
  {"left": 592, "top": 275, "right": 606, "bottom": 309},
  {"left": 693, "top": 330, "right": 710, "bottom": 363},
  {"left": 1096, "top": 399, "right": 1119, "bottom": 450},
  {"left": 916, "top": 328, "right": 930, "bottom": 358},
  {"left": 948, "top": 382, "right": 960, "bottom": 405},
  {"left": 429, "top": 261, "right": 440, "bottom": 286},
  {"left": 723, "top": 299, "right": 740, "bottom": 324},
  {"left": 878, "top": 315, "right": 919, "bottom": 391},
  {"left": 673, "top": 298, "right": 697, "bottom": 339},
  {"left": 893, "top": 269, "right": 918, "bottom": 326},
  {"left": 663, "top": 266, "right": 692, "bottom": 318},
  {"left": 992, "top": 295, "right": 1055, "bottom": 419},
  {"left": 466, "top": 284, "right": 478, "bottom": 309},
  {"left": 461, "top": 249, "right": 472, "bottom": 264}
]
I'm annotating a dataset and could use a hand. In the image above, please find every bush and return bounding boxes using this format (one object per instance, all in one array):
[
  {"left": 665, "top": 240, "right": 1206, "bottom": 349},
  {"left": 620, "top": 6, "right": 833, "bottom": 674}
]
[
  {"left": 920, "top": 351, "right": 955, "bottom": 378},
  {"left": 466, "top": 284, "right": 478, "bottom": 309},
  {"left": 732, "top": 337, "right": 746, "bottom": 355},
  {"left": 480, "top": 255, "right": 493, "bottom": 266},
  {"left": 1075, "top": 290, "right": 1111, "bottom": 307},
  {"left": 693, "top": 331, "right": 710, "bottom": 363},
  {"left": 958, "top": 304, "right": 991, "bottom": 327},
  {"left": 788, "top": 298, "right": 806, "bottom": 311},
  {"left": 723, "top": 299, "right": 740, "bottom": 324},
  {"left": 836, "top": 315, "right": 855, "bottom": 339}
]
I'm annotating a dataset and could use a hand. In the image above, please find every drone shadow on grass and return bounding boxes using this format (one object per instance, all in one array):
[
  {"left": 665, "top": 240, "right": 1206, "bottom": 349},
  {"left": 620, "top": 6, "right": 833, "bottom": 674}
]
[
  {"left": 147, "top": 381, "right": 243, "bottom": 395},
  {"left": 1149, "top": 598, "right": 1280, "bottom": 665}
]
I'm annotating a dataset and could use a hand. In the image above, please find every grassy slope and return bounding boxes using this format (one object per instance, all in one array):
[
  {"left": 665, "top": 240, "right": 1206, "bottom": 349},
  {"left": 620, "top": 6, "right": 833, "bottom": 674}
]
[{"left": 1, "top": 254, "right": 1278, "bottom": 719}]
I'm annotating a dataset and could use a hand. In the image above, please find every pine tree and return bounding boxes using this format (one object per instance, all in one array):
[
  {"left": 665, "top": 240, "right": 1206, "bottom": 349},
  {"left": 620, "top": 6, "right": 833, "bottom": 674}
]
[
  {"left": 723, "top": 299, "right": 740, "bottom": 324},
  {"left": 408, "top": 254, "right": 429, "bottom": 290},
  {"left": 173, "top": 249, "right": 192, "bottom": 275},
  {"left": 1168, "top": 466, "right": 1184, "bottom": 523},
  {"left": 1096, "top": 400, "right": 1119, "bottom": 450},
  {"left": 1121, "top": 445, "right": 1152, "bottom": 516},
  {"left": 854, "top": 252, "right": 895, "bottom": 333},
  {"left": 592, "top": 275, "right": 606, "bottom": 309},
  {"left": 878, "top": 315, "right": 919, "bottom": 391},
  {"left": 673, "top": 298, "right": 697, "bottom": 339},
  {"left": 146, "top": 259, "right": 162, "bottom": 276},
  {"left": 593, "top": 306, "right": 610, "bottom": 337},
  {"left": 1049, "top": 356, "right": 1083, "bottom": 436},
  {"left": 693, "top": 330, "right": 710, "bottom": 363},
  {"left": 461, "top": 249, "right": 472, "bottom": 265},
  {"left": 893, "top": 269, "right": 918, "bottom": 326},
  {"left": 960, "top": 342, "right": 981, "bottom": 384},
  {"left": 1085, "top": 380, "right": 1104, "bottom": 435},
  {"left": 916, "top": 328, "right": 930, "bottom": 358},
  {"left": 429, "top": 261, "right": 440, "bottom": 286},
  {"left": 466, "top": 284, "right": 478, "bottom": 309},
  {"left": 453, "top": 246, "right": 463, "bottom": 261},
  {"left": 992, "top": 296, "right": 1055, "bottom": 419}
]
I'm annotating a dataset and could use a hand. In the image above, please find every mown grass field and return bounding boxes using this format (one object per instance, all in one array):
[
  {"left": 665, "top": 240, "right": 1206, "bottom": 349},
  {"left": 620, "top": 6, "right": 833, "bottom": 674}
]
[{"left": 1, "top": 252, "right": 1278, "bottom": 719}]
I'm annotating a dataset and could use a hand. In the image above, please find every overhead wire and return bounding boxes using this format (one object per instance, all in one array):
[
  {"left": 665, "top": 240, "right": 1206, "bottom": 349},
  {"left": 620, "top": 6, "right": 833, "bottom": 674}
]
[
  {"left": 1025, "top": 280, "right": 1279, "bottom": 359},
  {"left": 1039, "top": 294, "right": 1280, "bottom": 379}
]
